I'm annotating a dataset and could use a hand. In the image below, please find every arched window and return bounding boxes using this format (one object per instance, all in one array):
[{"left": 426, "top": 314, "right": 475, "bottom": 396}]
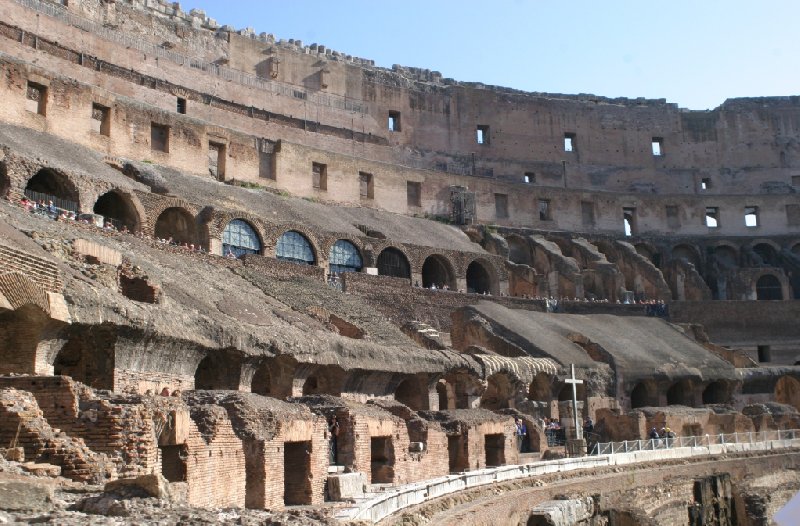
[
  {"left": 154, "top": 207, "right": 197, "bottom": 245},
  {"left": 223, "top": 220, "right": 261, "bottom": 258},
  {"left": 756, "top": 274, "right": 783, "bottom": 300},
  {"left": 329, "top": 240, "right": 362, "bottom": 274},
  {"left": 422, "top": 255, "right": 456, "bottom": 290},
  {"left": 93, "top": 190, "right": 140, "bottom": 232},
  {"left": 377, "top": 247, "right": 410, "bottom": 279},
  {"left": 25, "top": 168, "right": 79, "bottom": 212},
  {"left": 276, "top": 231, "right": 315, "bottom": 265}
]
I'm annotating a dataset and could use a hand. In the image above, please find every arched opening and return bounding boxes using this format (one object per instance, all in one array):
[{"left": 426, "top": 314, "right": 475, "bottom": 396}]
[
  {"left": 753, "top": 243, "right": 778, "bottom": 266},
  {"left": 421, "top": 255, "right": 456, "bottom": 290},
  {"left": 666, "top": 379, "right": 696, "bottom": 407},
  {"left": 154, "top": 207, "right": 198, "bottom": 245},
  {"left": 0, "top": 162, "right": 9, "bottom": 199},
  {"left": 302, "top": 376, "right": 319, "bottom": 395},
  {"left": 714, "top": 246, "right": 738, "bottom": 270},
  {"left": 466, "top": 260, "right": 493, "bottom": 294},
  {"left": 328, "top": 239, "right": 362, "bottom": 274},
  {"left": 527, "top": 373, "right": 552, "bottom": 402},
  {"left": 93, "top": 190, "right": 140, "bottom": 232},
  {"left": 25, "top": 168, "right": 80, "bottom": 211},
  {"left": 557, "top": 382, "right": 585, "bottom": 402},
  {"left": 53, "top": 328, "right": 115, "bottom": 390},
  {"left": 223, "top": 219, "right": 261, "bottom": 258},
  {"left": 791, "top": 243, "right": 800, "bottom": 257},
  {"left": 251, "top": 363, "right": 271, "bottom": 396},
  {"left": 507, "top": 236, "right": 533, "bottom": 266},
  {"left": 395, "top": 378, "right": 425, "bottom": 410},
  {"left": 672, "top": 244, "right": 700, "bottom": 268},
  {"left": 376, "top": 247, "right": 410, "bottom": 279},
  {"left": 276, "top": 230, "right": 315, "bottom": 265},
  {"left": 630, "top": 382, "right": 650, "bottom": 408},
  {"left": 480, "top": 373, "right": 515, "bottom": 410},
  {"left": 194, "top": 356, "right": 218, "bottom": 390},
  {"left": 775, "top": 376, "right": 800, "bottom": 411},
  {"left": 702, "top": 381, "right": 729, "bottom": 405},
  {"left": 436, "top": 381, "right": 452, "bottom": 410},
  {"left": 756, "top": 274, "right": 783, "bottom": 300},
  {"left": 300, "top": 366, "right": 344, "bottom": 396},
  {"left": 635, "top": 243, "right": 659, "bottom": 267}
]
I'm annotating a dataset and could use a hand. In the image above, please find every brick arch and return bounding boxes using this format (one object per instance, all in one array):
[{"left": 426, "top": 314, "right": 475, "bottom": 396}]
[
  {"left": 154, "top": 206, "right": 201, "bottom": 246},
  {"left": 528, "top": 372, "right": 555, "bottom": 402},
  {"left": 93, "top": 189, "right": 145, "bottom": 233},
  {"left": 711, "top": 242, "right": 739, "bottom": 269},
  {"left": 140, "top": 195, "right": 201, "bottom": 238},
  {"left": 786, "top": 239, "right": 800, "bottom": 255},
  {"left": 630, "top": 380, "right": 658, "bottom": 408},
  {"left": 670, "top": 243, "right": 701, "bottom": 268},
  {"left": 505, "top": 234, "right": 533, "bottom": 266},
  {"left": 268, "top": 223, "right": 322, "bottom": 263},
  {"left": 421, "top": 253, "right": 458, "bottom": 290},
  {"left": 666, "top": 378, "right": 697, "bottom": 407},
  {"left": 751, "top": 241, "right": 780, "bottom": 266},
  {"left": 376, "top": 245, "right": 412, "bottom": 280},
  {"left": 207, "top": 209, "right": 267, "bottom": 246},
  {"left": 754, "top": 271, "right": 785, "bottom": 300},
  {"left": 0, "top": 271, "right": 51, "bottom": 315},
  {"left": 24, "top": 167, "right": 81, "bottom": 211},
  {"left": 464, "top": 257, "right": 499, "bottom": 295}
]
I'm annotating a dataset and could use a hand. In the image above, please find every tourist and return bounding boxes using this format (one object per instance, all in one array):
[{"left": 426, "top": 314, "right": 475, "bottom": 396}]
[
  {"left": 649, "top": 427, "right": 659, "bottom": 440},
  {"left": 160, "top": 387, "right": 170, "bottom": 397},
  {"left": 515, "top": 418, "right": 528, "bottom": 453}
]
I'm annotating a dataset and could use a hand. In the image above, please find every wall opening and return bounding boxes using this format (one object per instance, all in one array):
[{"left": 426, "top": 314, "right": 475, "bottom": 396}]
[
  {"left": 406, "top": 181, "right": 422, "bottom": 207},
  {"left": 558, "top": 382, "right": 586, "bottom": 402},
  {"left": 395, "top": 378, "right": 425, "bottom": 410},
  {"left": 53, "top": 329, "right": 115, "bottom": 390},
  {"left": 466, "top": 260, "right": 492, "bottom": 294},
  {"left": 312, "top": 162, "right": 327, "bottom": 190},
  {"left": 25, "top": 168, "right": 80, "bottom": 211},
  {"left": 154, "top": 207, "right": 197, "bottom": 245},
  {"left": 753, "top": 243, "right": 778, "bottom": 266},
  {"left": 176, "top": 97, "right": 187, "bottom": 114},
  {"left": 744, "top": 206, "right": 759, "bottom": 228},
  {"left": 564, "top": 132, "right": 576, "bottom": 152},
  {"left": 667, "top": 379, "right": 695, "bottom": 406},
  {"left": 276, "top": 231, "right": 316, "bottom": 265},
  {"left": 494, "top": 193, "right": 509, "bottom": 219},
  {"left": 523, "top": 172, "right": 535, "bottom": 184},
  {"left": 756, "top": 274, "right": 783, "bottom": 300},
  {"left": 194, "top": 356, "right": 218, "bottom": 390},
  {"left": 436, "top": 380, "right": 453, "bottom": 410},
  {"left": 476, "top": 125, "right": 490, "bottom": 145},
  {"left": 160, "top": 445, "right": 187, "bottom": 482},
  {"left": 388, "top": 111, "right": 401, "bottom": 132},
  {"left": 581, "top": 200, "right": 595, "bottom": 227},
  {"left": 251, "top": 364, "right": 271, "bottom": 396},
  {"left": 370, "top": 436, "right": 395, "bottom": 483},
  {"left": 359, "top": 171, "right": 374, "bottom": 199},
  {"left": 223, "top": 219, "right": 261, "bottom": 258},
  {"left": 630, "top": 382, "right": 650, "bottom": 408},
  {"left": 672, "top": 244, "right": 700, "bottom": 268},
  {"left": 377, "top": 247, "right": 411, "bottom": 279},
  {"left": 705, "top": 207, "right": 720, "bottom": 228},
  {"left": 284, "top": 441, "right": 312, "bottom": 505},
  {"left": 26, "top": 82, "right": 47, "bottom": 115},
  {"left": 208, "top": 142, "right": 226, "bottom": 181},
  {"left": 484, "top": 434, "right": 505, "bottom": 467},
  {"left": 775, "top": 376, "right": 800, "bottom": 411},
  {"left": 421, "top": 255, "right": 456, "bottom": 290},
  {"left": 91, "top": 103, "right": 111, "bottom": 136},
  {"left": 447, "top": 435, "right": 466, "bottom": 473},
  {"left": 702, "top": 381, "right": 729, "bottom": 404},
  {"left": 528, "top": 373, "right": 551, "bottom": 402},
  {"left": 757, "top": 345, "right": 772, "bottom": 363},
  {"left": 651, "top": 137, "right": 663, "bottom": 156},
  {"left": 93, "top": 190, "right": 139, "bottom": 232},
  {"left": 150, "top": 123, "right": 170, "bottom": 152},
  {"left": 623, "top": 207, "right": 636, "bottom": 236},
  {"left": 329, "top": 239, "right": 362, "bottom": 274},
  {"left": 480, "top": 373, "right": 514, "bottom": 410}
]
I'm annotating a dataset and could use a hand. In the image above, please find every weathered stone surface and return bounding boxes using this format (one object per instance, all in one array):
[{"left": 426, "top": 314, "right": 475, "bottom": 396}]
[
  {"left": 327, "top": 472, "right": 366, "bottom": 500},
  {"left": 0, "top": 480, "right": 54, "bottom": 511},
  {"left": 105, "top": 474, "right": 172, "bottom": 500},
  {"left": 0, "top": 448, "right": 24, "bottom": 462}
]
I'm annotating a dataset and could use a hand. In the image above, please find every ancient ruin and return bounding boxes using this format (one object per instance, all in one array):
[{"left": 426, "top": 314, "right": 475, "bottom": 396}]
[{"left": 0, "top": 0, "right": 799, "bottom": 524}]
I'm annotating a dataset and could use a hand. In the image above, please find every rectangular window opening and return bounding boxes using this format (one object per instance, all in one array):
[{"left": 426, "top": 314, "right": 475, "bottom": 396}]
[
  {"left": 666, "top": 205, "right": 681, "bottom": 230},
  {"left": 757, "top": 345, "right": 771, "bottom": 363},
  {"left": 176, "top": 97, "right": 187, "bottom": 114},
  {"left": 407, "top": 181, "right": 422, "bottom": 208},
  {"left": 208, "top": 142, "right": 226, "bottom": 181},
  {"left": 623, "top": 207, "right": 636, "bottom": 237},
  {"left": 388, "top": 111, "right": 401, "bottom": 132},
  {"left": 701, "top": 178, "right": 711, "bottom": 191},
  {"left": 745, "top": 206, "right": 758, "bottom": 228},
  {"left": 705, "top": 207, "right": 720, "bottom": 228},
  {"left": 26, "top": 82, "right": 47, "bottom": 115},
  {"left": 359, "top": 171, "right": 374, "bottom": 199},
  {"left": 792, "top": 175, "right": 800, "bottom": 187},
  {"left": 150, "top": 123, "right": 170, "bottom": 153},
  {"left": 651, "top": 137, "right": 664, "bottom": 156},
  {"left": 476, "top": 125, "right": 490, "bottom": 145},
  {"left": 581, "top": 201, "right": 595, "bottom": 227},
  {"left": 91, "top": 103, "right": 110, "bottom": 136},
  {"left": 494, "top": 193, "right": 508, "bottom": 219},
  {"left": 524, "top": 172, "right": 535, "bottom": 184},
  {"left": 538, "top": 199, "right": 551, "bottom": 221},
  {"left": 312, "top": 162, "right": 327, "bottom": 190},
  {"left": 564, "top": 133, "right": 576, "bottom": 152}
]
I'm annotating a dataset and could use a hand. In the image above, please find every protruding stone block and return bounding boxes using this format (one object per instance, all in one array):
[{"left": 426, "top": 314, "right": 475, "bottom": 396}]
[
  {"left": 327, "top": 472, "right": 366, "bottom": 500},
  {"left": 0, "top": 481, "right": 54, "bottom": 511}
]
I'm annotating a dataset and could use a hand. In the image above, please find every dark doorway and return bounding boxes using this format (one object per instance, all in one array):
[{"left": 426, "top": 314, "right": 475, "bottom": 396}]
[
  {"left": 630, "top": 382, "right": 649, "bottom": 408},
  {"left": 421, "top": 255, "right": 455, "bottom": 289},
  {"left": 284, "top": 441, "right": 312, "bottom": 505},
  {"left": 395, "top": 378, "right": 425, "bottom": 411},
  {"left": 251, "top": 364, "right": 271, "bottom": 396},
  {"left": 25, "top": 168, "right": 79, "bottom": 211},
  {"left": 370, "top": 437, "right": 395, "bottom": 483},
  {"left": 756, "top": 275, "right": 783, "bottom": 300},
  {"left": 160, "top": 445, "right": 188, "bottom": 482},
  {"left": 667, "top": 380, "right": 695, "bottom": 406},
  {"left": 194, "top": 356, "right": 218, "bottom": 390},
  {"left": 484, "top": 434, "right": 505, "bottom": 467},
  {"left": 437, "top": 382, "right": 450, "bottom": 410},
  {"left": 466, "top": 260, "right": 492, "bottom": 294},
  {"left": 702, "top": 381, "right": 729, "bottom": 405},
  {"left": 154, "top": 207, "right": 197, "bottom": 245},
  {"left": 448, "top": 435, "right": 467, "bottom": 473}
]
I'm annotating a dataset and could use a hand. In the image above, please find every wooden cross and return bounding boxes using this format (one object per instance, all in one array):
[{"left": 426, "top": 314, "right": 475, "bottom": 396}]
[{"left": 565, "top": 364, "right": 584, "bottom": 440}]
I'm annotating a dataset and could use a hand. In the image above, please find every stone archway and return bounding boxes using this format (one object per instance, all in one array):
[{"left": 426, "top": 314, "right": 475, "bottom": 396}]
[
  {"left": 528, "top": 372, "right": 552, "bottom": 402},
  {"left": 557, "top": 381, "right": 586, "bottom": 402},
  {"left": 301, "top": 365, "right": 345, "bottom": 396},
  {"left": 394, "top": 377, "right": 427, "bottom": 411},
  {"left": 93, "top": 190, "right": 141, "bottom": 232},
  {"left": 466, "top": 260, "right": 494, "bottom": 294},
  {"left": 251, "top": 363, "right": 272, "bottom": 396},
  {"left": 702, "top": 381, "right": 730, "bottom": 405},
  {"left": 25, "top": 168, "right": 80, "bottom": 211},
  {"left": 753, "top": 243, "right": 778, "bottom": 266},
  {"left": 671, "top": 244, "right": 700, "bottom": 268},
  {"left": 376, "top": 247, "right": 411, "bottom": 279},
  {"left": 507, "top": 236, "right": 533, "bottom": 266},
  {"left": 436, "top": 379, "right": 455, "bottom": 410},
  {"left": 421, "top": 254, "right": 456, "bottom": 290},
  {"left": 666, "top": 379, "right": 696, "bottom": 407},
  {"left": 630, "top": 381, "right": 657, "bottom": 408},
  {"left": 154, "top": 207, "right": 198, "bottom": 245}
]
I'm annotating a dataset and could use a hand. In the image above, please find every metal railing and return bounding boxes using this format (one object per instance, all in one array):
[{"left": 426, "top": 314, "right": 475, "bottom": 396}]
[
  {"left": 23, "top": 189, "right": 79, "bottom": 213},
  {"left": 12, "top": 0, "right": 366, "bottom": 114},
  {"left": 591, "top": 429, "right": 799, "bottom": 456}
]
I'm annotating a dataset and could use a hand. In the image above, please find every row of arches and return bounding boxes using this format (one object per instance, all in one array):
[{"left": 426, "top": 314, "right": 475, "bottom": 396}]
[{"left": 14, "top": 166, "right": 499, "bottom": 292}]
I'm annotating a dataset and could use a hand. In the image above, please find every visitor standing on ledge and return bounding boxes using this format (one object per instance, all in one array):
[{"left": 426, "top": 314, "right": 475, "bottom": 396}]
[{"left": 328, "top": 415, "right": 340, "bottom": 465}]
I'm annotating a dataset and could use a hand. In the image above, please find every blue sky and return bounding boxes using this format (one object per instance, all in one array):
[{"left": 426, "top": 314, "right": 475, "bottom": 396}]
[{"left": 182, "top": 1, "right": 800, "bottom": 110}]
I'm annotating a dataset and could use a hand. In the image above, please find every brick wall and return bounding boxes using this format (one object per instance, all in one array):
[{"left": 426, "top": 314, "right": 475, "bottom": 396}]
[{"left": 0, "top": 243, "right": 62, "bottom": 292}]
